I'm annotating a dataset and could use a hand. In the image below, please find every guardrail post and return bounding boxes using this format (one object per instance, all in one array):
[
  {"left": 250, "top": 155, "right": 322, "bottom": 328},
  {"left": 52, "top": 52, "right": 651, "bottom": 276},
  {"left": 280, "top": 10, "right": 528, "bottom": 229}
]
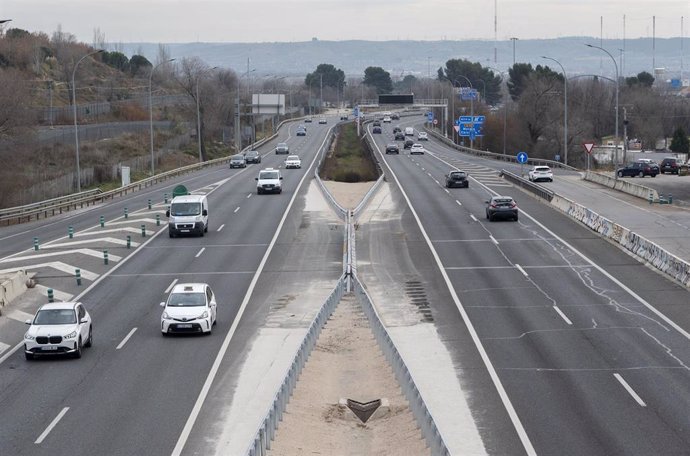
[
  {"left": 124, "top": 207, "right": 128, "bottom": 219},
  {"left": 126, "top": 235, "right": 131, "bottom": 249},
  {"left": 164, "top": 193, "right": 168, "bottom": 204},
  {"left": 47, "top": 288, "right": 54, "bottom": 303},
  {"left": 156, "top": 214, "right": 160, "bottom": 226},
  {"left": 75, "top": 269, "right": 82, "bottom": 286},
  {"left": 147, "top": 198, "right": 152, "bottom": 210},
  {"left": 99, "top": 215, "right": 105, "bottom": 227},
  {"left": 68, "top": 226, "right": 74, "bottom": 239},
  {"left": 141, "top": 224, "right": 146, "bottom": 237},
  {"left": 33, "top": 237, "right": 39, "bottom": 251},
  {"left": 103, "top": 250, "right": 109, "bottom": 265}
]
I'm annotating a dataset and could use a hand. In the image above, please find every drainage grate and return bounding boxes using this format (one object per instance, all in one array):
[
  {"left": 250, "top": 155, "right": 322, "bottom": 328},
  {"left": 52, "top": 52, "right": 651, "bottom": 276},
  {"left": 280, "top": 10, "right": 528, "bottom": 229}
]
[
  {"left": 346, "top": 398, "right": 381, "bottom": 423},
  {"left": 404, "top": 280, "right": 434, "bottom": 322}
]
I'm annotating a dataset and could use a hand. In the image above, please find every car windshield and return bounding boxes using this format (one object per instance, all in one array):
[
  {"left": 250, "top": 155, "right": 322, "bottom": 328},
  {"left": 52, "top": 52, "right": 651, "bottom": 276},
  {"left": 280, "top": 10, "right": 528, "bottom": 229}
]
[
  {"left": 231, "top": 155, "right": 244, "bottom": 160},
  {"left": 246, "top": 151, "right": 258, "bottom": 157},
  {"left": 170, "top": 202, "right": 201, "bottom": 216},
  {"left": 260, "top": 171, "right": 279, "bottom": 179},
  {"left": 167, "top": 292, "right": 206, "bottom": 307},
  {"left": 278, "top": 143, "right": 287, "bottom": 147},
  {"left": 34, "top": 309, "right": 77, "bottom": 325}
]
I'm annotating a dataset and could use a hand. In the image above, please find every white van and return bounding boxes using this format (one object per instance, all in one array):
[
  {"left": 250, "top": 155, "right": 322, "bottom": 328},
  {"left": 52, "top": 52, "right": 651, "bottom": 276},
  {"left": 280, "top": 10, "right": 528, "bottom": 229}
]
[
  {"left": 166, "top": 194, "right": 209, "bottom": 237},
  {"left": 404, "top": 127, "right": 415, "bottom": 136}
]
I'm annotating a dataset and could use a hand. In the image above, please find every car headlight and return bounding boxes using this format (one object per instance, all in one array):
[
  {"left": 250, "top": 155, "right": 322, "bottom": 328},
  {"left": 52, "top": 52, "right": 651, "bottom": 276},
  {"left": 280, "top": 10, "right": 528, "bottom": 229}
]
[
  {"left": 162, "top": 312, "right": 170, "bottom": 320},
  {"left": 24, "top": 333, "right": 35, "bottom": 340},
  {"left": 199, "top": 311, "right": 209, "bottom": 319},
  {"left": 64, "top": 330, "right": 77, "bottom": 339}
]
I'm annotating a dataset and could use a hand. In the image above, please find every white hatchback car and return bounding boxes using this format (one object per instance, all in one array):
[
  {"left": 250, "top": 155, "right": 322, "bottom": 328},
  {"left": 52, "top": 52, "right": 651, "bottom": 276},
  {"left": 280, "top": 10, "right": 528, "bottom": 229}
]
[
  {"left": 284, "top": 155, "right": 302, "bottom": 169},
  {"left": 160, "top": 283, "right": 217, "bottom": 335},
  {"left": 417, "top": 132, "right": 429, "bottom": 141},
  {"left": 410, "top": 144, "right": 425, "bottom": 155},
  {"left": 24, "top": 302, "right": 93, "bottom": 360},
  {"left": 528, "top": 165, "right": 553, "bottom": 182}
]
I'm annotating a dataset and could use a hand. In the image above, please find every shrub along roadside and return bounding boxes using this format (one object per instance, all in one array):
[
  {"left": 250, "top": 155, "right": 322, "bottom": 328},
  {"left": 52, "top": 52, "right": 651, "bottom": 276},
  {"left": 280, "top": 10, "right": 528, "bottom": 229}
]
[{"left": 320, "top": 122, "right": 379, "bottom": 182}]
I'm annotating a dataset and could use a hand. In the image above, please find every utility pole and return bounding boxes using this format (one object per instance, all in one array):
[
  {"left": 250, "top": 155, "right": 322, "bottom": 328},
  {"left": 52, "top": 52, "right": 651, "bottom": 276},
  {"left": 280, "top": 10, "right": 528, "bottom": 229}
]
[
  {"left": 623, "top": 107, "right": 628, "bottom": 164},
  {"left": 510, "top": 37, "right": 518, "bottom": 66}
]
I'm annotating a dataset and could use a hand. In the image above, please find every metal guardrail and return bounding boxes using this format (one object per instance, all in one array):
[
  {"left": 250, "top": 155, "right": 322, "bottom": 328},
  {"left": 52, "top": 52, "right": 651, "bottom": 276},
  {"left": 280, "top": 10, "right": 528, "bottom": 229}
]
[
  {"left": 500, "top": 169, "right": 555, "bottom": 202},
  {"left": 0, "top": 117, "right": 300, "bottom": 226},
  {"left": 424, "top": 127, "right": 578, "bottom": 171}
]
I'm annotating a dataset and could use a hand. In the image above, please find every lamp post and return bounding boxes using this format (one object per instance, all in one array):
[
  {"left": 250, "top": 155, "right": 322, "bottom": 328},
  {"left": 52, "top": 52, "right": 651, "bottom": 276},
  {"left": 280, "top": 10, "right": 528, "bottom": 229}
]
[
  {"left": 487, "top": 66, "right": 509, "bottom": 156},
  {"left": 72, "top": 49, "right": 103, "bottom": 193},
  {"left": 542, "top": 56, "right": 568, "bottom": 166},
  {"left": 586, "top": 44, "right": 619, "bottom": 179},
  {"left": 149, "top": 58, "right": 175, "bottom": 176},
  {"left": 510, "top": 37, "right": 519, "bottom": 66},
  {"left": 235, "top": 68, "right": 256, "bottom": 153},
  {"left": 455, "top": 75, "right": 474, "bottom": 149},
  {"left": 196, "top": 66, "right": 218, "bottom": 163}
]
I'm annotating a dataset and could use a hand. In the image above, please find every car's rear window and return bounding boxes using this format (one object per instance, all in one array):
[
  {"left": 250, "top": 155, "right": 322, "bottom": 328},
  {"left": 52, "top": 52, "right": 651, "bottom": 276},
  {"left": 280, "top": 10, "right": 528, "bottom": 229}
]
[
  {"left": 535, "top": 167, "right": 550, "bottom": 171},
  {"left": 494, "top": 198, "right": 513, "bottom": 204},
  {"left": 450, "top": 172, "right": 466, "bottom": 178},
  {"left": 231, "top": 155, "right": 244, "bottom": 160}
]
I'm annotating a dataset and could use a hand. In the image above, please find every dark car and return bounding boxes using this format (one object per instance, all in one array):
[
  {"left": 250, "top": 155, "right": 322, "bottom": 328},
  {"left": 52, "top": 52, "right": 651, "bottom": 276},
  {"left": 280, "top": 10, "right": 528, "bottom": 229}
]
[
  {"left": 486, "top": 196, "right": 518, "bottom": 222},
  {"left": 393, "top": 126, "right": 402, "bottom": 134},
  {"left": 391, "top": 113, "right": 400, "bottom": 120},
  {"left": 373, "top": 126, "right": 382, "bottom": 134},
  {"left": 445, "top": 170, "right": 469, "bottom": 188},
  {"left": 395, "top": 132, "right": 405, "bottom": 140},
  {"left": 404, "top": 139, "right": 414, "bottom": 149},
  {"left": 616, "top": 162, "right": 658, "bottom": 178},
  {"left": 385, "top": 144, "right": 400, "bottom": 154},
  {"left": 373, "top": 120, "right": 381, "bottom": 127},
  {"left": 244, "top": 150, "right": 261, "bottom": 164},
  {"left": 660, "top": 157, "right": 680, "bottom": 174},
  {"left": 296, "top": 128, "right": 306, "bottom": 137}
]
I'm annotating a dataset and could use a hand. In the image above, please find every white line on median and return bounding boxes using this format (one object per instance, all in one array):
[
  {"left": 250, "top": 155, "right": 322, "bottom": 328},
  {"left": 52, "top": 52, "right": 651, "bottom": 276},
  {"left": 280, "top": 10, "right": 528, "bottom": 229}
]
[
  {"left": 489, "top": 235, "right": 499, "bottom": 245},
  {"left": 165, "top": 279, "right": 178, "bottom": 293},
  {"left": 614, "top": 373, "right": 647, "bottom": 407},
  {"left": 470, "top": 214, "right": 478, "bottom": 222},
  {"left": 444, "top": 189, "right": 450, "bottom": 194},
  {"left": 234, "top": 207, "right": 240, "bottom": 213},
  {"left": 553, "top": 306, "right": 573, "bottom": 325},
  {"left": 456, "top": 200, "right": 463, "bottom": 207},
  {"left": 116, "top": 328, "right": 138, "bottom": 350},
  {"left": 195, "top": 248, "right": 205, "bottom": 258},
  {"left": 217, "top": 224, "right": 225, "bottom": 232},
  {"left": 515, "top": 264, "right": 528, "bottom": 277},
  {"left": 35, "top": 407, "right": 69, "bottom": 444}
]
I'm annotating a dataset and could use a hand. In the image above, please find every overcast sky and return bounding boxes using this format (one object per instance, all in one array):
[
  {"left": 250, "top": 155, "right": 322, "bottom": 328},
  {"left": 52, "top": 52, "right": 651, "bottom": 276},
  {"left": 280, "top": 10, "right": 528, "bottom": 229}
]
[{"left": 2, "top": 0, "right": 689, "bottom": 43}]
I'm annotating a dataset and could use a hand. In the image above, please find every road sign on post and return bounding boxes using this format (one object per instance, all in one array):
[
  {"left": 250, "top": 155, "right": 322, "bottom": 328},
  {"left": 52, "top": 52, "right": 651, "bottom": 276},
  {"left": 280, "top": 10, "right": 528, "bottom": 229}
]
[
  {"left": 427, "top": 112, "right": 434, "bottom": 123},
  {"left": 433, "top": 119, "right": 438, "bottom": 125},
  {"left": 582, "top": 143, "right": 595, "bottom": 171},
  {"left": 517, "top": 151, "right": 528, "bottom": 177}
]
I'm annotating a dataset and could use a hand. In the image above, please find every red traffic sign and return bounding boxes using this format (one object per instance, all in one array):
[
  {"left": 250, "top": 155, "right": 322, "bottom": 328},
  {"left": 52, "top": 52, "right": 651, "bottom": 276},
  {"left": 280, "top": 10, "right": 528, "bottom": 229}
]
[
  {"left": 433, "top": 119, "right": 438, "bottom": 125},
  {"left": 582, "top": 143, "right": 595, "bottom": 154}
]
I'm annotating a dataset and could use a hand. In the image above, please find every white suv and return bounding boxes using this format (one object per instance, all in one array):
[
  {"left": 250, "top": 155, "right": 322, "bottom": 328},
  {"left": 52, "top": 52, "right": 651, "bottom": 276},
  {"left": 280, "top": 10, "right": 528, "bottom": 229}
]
[
  {"left": 255, "top": 168, "right": 283, "bottom": 194},
  {"left": 24, "top": 302, "right": 93, "bottom": 360},
  {"left": 160, "top": 283, "right": 217, "bottom": 335}
]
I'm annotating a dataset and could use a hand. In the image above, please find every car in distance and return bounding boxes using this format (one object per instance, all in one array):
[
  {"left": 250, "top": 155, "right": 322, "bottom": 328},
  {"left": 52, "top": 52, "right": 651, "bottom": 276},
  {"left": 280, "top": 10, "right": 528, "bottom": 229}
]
[
  {"left": 395, "top": 132, "right": 405, "bottom": 141},
  {"left": 244, "top": 150, "right": 262, "bottom": 164},
  {"left": 340, "top": 113, "right": 348, "bottom": 120},
  {"left": 304, "top": 117, "right": 313, "bottom": 123},
  {"left": 256, "top": 168, "right": 283, "bottom": 194},
  {"left": 393, "top": 126, "right": 402, "bottom": 134},
  {"left": 486, "top": 196, "right": 518, "bottom": 221},
  {"left": 445, "top": 170, "right": 469, "bottom": 188},
  {"left": 391, "top": 113, "right": 400, "bottom": 120},
  {"left": 160, "top": 283, "right": 217, "bottom": 335},
  {"left": 385, "top": 143, "right": 400, "bottom": 154},
  {"left": 24, "top": 302, "right": 92, "bottom": 359},
  {"left": 296, "top": 127, "right": 306, "bottom": 136},
  {"left": 284, "top": 155, "right": 302, "bottom": 169},
  {"left": 637, "top": 158, "right": 660, "bottom": 175},
  {"left": 229, "top": 154, "right": 246, "bottom": 168},
  {"left": 318, "top": 117, "right": 327, "bottom": 124},
  {"left": 660, "top": 157, "right": 680, "bottom": 174},
  {"left": 383, "top": 116, "right": 392, "bottom": 123},
  {"left": 616, "top": 162, "right": 658, "bottom": 178},
  {"left": 372, "top": 120, "right": 381, "bottom": 127},
  {"left": 417, "top": 132, "right": 429, "bottom": 141},
  {"left": 372, "top": 126, "right": 382, "bottom": 134},
  {"left": 275, "top": 142, "right": 290, "bottom": 154},
  {"left": 404, "top": 139, "right": 414, "bottom": 149},
  {"left": 528, "top": 165, "right": 553, "bottom": 182},
  {"left": 410, "top": 144, "right": 425, "bottom": 155}
]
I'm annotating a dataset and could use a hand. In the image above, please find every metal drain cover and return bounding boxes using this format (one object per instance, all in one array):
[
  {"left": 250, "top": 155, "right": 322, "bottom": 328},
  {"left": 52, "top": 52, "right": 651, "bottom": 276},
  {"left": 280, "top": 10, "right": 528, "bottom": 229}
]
[{"left": 345, "top": 398, "right": 381, "bottom": 423}]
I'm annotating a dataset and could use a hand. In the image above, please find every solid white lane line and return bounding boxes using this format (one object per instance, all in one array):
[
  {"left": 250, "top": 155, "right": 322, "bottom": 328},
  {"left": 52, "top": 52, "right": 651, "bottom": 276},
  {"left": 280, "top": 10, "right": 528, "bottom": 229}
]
[
  {"left": 470, "top": 214, "right": 478, "bottom": 222},
  {"left": 0, "top": 342, "right": 9, "bottom": 355},
  {"left": 553, "top": 306, "right": 573, "bottom": 325},
  {"left": 217, "top": 224, "right": 225, "bottom": 232},
  {"left": 195, "top": 248, "right": 205, "bottom": 258},
  {"left": 35, "top": 407, "right": 69, "bottom": 444},
  {"left": 489, "top": 235, "right": 499, "bottom": 245},
  {"left": 515, "top": 264, "right": 528, "bottom": 277},
  {"left": 171, "top": 123, "right": 336, "bottom": 456},
  {"left": 456, "top": 200, "right": 462, "bottom": 207},
  {"left": 434, "top": 179, "right": 440, "bottom": 185},
  {"left": 234, "top": 207, "right": 240, "bottom": 213},
  {"left": 116, "top": 328, "right": 138, "bottom": 350},
  {"left": 614, "top": 373, "right": 647, "bottom": 407},
  {"left": 165, "top": 279, "right": 178, "bottom": 294},
  {"left": 247, "top": 193, "right": 252, "bottom": 198}
]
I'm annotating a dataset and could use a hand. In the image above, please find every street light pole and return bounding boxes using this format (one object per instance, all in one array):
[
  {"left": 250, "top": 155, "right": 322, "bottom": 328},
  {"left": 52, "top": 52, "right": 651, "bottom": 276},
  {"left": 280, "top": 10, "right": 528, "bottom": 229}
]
[
  {"left": 587, "top": 44, "right": 619, "bottom": 179},
  {"left": 510, "top": 37, "right": 519, "bottom": 66},
  {"left": 235, "top": 68, "right": 256, "bottom": 153},
  {"left": 542, "top": 56, "right": 568, "bottom": 166},
  {"left": 72, "top": 49, "right": 103, "bottom": 193},
  {"left": 196, "top": 66, "right": 218, "bottom": 163},
  {"left": 149, "top": 58, "right": 175, "bottom": 176},
  {"left": 455, "top": 75, "right": 474, "bottom": 149}
]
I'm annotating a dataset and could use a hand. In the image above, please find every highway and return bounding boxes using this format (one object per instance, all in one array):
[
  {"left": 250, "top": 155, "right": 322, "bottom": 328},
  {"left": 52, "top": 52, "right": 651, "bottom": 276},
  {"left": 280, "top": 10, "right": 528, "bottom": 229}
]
[
  {"left": 364, "top": 117, "right": 690, "bottom": 455},
  {"left": 0, "top": 118, "right": 343, "bottom": 455}
]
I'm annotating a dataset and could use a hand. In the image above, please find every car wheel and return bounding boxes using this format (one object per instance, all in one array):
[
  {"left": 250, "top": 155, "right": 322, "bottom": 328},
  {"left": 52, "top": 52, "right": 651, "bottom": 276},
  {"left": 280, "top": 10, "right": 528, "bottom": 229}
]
[
  {"left": 25, "top": 352, "right": 34, "bottom": 361},
  {"left": 514, "top": 214, "right": 519, "bottom": 222},
  {"left": 205, "top": 223, "right": 208, "bottom": 233},
  {"left": 74, "top": 338, "right": 82, "bottom": 359},
  {"left": 257, "top": 188, "right": 263, "bottom": 195},
  {"left": 652, "top": 174, "right": 656, "bottom": 178},
  {"left": 169, "top": 230, "right": 175, "bottom": 238},
  {"left": 617, "top": 171, "right": 624, "bottom": 177},
  {"left": 199, "top": 228, "right": 204, "bottom": 237},
  {"left": 638, "top": 171, "right": 644, "bottom": 177},
  {"left": 84, "top": 326, "right": 93, "bottom": 348},
  {"left": 465, "top": 183, "right": 469, "bottom": 188},
  {"left": 488, "top": 214, "right": 494, "bottom": 222}
]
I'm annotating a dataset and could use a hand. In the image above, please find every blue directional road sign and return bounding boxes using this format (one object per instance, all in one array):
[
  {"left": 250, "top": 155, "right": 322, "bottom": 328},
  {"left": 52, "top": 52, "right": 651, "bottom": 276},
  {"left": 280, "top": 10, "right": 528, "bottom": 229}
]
[
  {"left": 517, "top": 151, "right": 528, "bottom": 164},
  {"left": 427, "top": 112, "right": 434, "bottom": 122},
  {"left": 459, "top": 87, "right": 479, "bottom": 101}
]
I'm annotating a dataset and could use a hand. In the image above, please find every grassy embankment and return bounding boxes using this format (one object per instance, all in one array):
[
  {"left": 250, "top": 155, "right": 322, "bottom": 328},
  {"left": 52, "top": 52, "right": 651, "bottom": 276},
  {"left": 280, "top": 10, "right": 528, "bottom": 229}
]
[{"left": 320, "top": 122, "right": 379, "bottom": 182}]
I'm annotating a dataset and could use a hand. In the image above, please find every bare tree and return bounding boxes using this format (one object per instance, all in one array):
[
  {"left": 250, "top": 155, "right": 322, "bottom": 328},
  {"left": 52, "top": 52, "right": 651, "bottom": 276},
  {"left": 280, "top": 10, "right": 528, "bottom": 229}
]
[
  {"left": 93, "top": 27, "right": 106, "bottom": 51},
  {"left": 0, "top": 68, "right": 34, "bottom": 138},
  {"left": 515, "top": 75, "right": 561, "bottom": 155}
]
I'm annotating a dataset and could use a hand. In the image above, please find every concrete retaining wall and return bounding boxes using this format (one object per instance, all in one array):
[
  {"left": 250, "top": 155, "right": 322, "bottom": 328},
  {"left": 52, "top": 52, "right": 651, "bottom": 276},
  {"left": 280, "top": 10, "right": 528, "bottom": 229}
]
[
  {"left": 584, "top": 171, "right": 659, "bottom": 201},
  {"left": 0, "top": 270, "right": 28, "bottom": 310}
]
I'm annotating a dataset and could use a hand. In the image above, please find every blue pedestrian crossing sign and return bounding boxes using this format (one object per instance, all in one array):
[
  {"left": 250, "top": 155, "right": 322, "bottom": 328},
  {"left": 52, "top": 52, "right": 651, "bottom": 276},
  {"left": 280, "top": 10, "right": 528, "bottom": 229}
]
[{"left": 517, "top": 151, "right": 528, "bottom": 164}]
